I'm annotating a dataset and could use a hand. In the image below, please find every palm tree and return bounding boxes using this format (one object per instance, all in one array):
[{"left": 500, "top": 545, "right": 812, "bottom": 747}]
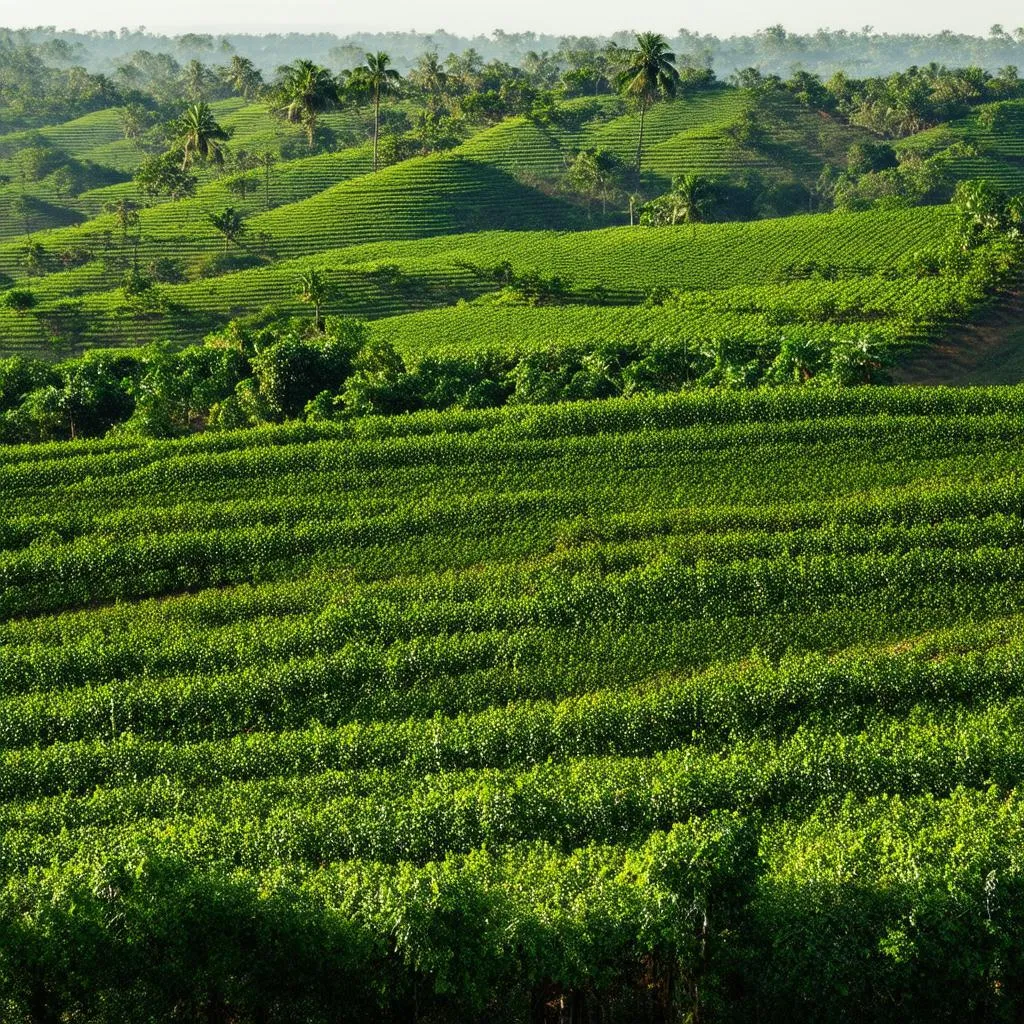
[
  {"left": 615, "top": 33, "right": 680, "bottom": 180},
  {"left": 208, "top": 207, "right": 247, "bottom": 252},
  {"left": 411, "top": 51, "right": 448, "bottom": 113},
  {"left": 358, "top": 52, "right": 402, "bottom": 171},
  {"left": 274, "top": 60, "right": 338, "bottom": 149},
  {"left": 297, "top": 268, "right": 332, "bottom": 330},
  {"left": 222, "top": 55, "right": 264, "bottom": 101},
  {"left": 258, "top": 150, "right": 277, "bottom": 210},
  {"left": 181, "top": 59, "right": 211, "bottom": 102},
  {"left": 667, "top": 174, "right": 712, "bottom": 233},
  {"left": 173, "top": 102, "right": 229, "bottom": 170},
  {"left": 118, "top": 102, "right": 152, "bottom": 143}
]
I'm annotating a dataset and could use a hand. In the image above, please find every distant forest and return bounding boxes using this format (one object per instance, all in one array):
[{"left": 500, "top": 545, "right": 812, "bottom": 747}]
[{"left": 4, "top": 23, "right": 1024, "bottom": 78}]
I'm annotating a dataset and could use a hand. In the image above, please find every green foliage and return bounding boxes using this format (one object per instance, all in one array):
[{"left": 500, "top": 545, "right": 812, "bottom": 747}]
[
  {"left": 171, "top": 101, "right": 230, "bottom": 169},
  {"left": 0, "top": 288, "right": 37, "bottom": 311},
  {"left": 133, "top": 151, "right": 198, "bottom": 200},
  {"left": 208, "top": 206, "right": 247, "bottom": 252},
  {"left": 272, "top": 59, "right": 339, "bottom": 149},
  {"left": 640, "top": 173, "right": 716, "bottom": 226},
  {"left": 250, "top": 330, "right": 359, "bottom": 419},
  {"left": 121, "top": 267, "right": 153, "bottom": 296},
  {"left": 6, "top": 389, "right": 1024, "bottom": 1017},
  {"left": 3, "top": 39, "right": 1024, "bottom": 1019}
]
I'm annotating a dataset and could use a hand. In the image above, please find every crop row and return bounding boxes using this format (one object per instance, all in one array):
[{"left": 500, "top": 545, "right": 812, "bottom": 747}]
[{"left": 1, "top": 627, "right": 1024, "bottom": 797}]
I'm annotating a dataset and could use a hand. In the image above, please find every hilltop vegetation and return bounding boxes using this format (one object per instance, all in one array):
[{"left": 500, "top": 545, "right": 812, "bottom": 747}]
[{"left": 2, "top": 181, "right": 1021, "bottom": 443}]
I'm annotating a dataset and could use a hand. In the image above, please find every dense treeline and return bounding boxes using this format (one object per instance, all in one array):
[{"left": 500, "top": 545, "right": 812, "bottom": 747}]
[
  {"left": 0, "top": 314, "right": 897, "bottom": 443},
  {"left": 5, "top": 23, "right": 1024, "bottom": 79},
  {"left": 3, "top": 25, "right": 1024, "bottom": 140}
]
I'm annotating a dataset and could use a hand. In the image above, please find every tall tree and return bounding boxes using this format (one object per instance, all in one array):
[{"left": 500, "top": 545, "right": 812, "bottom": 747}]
[
  {"left": 134, "top": 152, "right": 198, "bottom": 201},
  {"left": 181, "top": 59, "right": 214, "bottom": 102},
  {"left": 410, "top": 51, "right": 449, "bottom": 113},
  {"left": 258, "top": 150, "right": 277, "bottom": 211},
  {"left": 357, "top": 52, "right": 402, "bottom": 172},
  {"left": 297, "top": 267, "right": 332, "bottom": 331},
  {"left": 221, "top": 55, "right": 264, "bottom": 101},
  {"left": 208, "top": 207, "right": 247, "bottom": 252},
  {"left": 224, "top": 149, "right": 260, "bottom": 202},
  {"left": 117, "top": 102, "right": 154, "bottom": 143},
  {"left": 274, "top": 60, "right": 337, "bottom": 149},
  {"left": 614, "top": 33, "right": 680, "bottom": 181},
  {"left": 664, "top": 174, "right": 712, "bottom": 232},
  {"left": 172, "top": 102, "right": 229, "bottom": 170},
  {"left": 103, "top": 197, "right": 142, "bottom": 265}
]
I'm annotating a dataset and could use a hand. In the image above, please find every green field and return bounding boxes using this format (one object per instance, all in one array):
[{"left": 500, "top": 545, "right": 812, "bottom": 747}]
[
  {"left": 898, "top": 100, "right": 1024, "bottom": 193},
  {"left": 5, "top": 36, "right": 1024, "bottom": 1022},
  {"left": 0, "top": 205, "right": 956, "bottom": 352},
  {"left": 6, "top": 388, "right": 1024, "bottom": 1019}
]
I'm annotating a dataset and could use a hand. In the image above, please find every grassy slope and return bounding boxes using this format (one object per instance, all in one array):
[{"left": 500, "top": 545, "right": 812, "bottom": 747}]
[
  {"left": 0, "top": 98, "right": 392, "bottom": 244},
  {"left": 0, "top": 89, "right": 1016, "bottom": 369},
  {"left": 0, "top": 87, "right": 875, "bottom": 284},
  {"left": 892, "top": 280, "right": 1024, "bottom": 385},
  {"left": 458, "top": 89, "right": 876, "bottom": 197},
  {"left": 898, "top": 99, "right": 1024, "bottom": 193},
  {"left": 0, "top": 149, "right": 586, "bottom": 290},
  {"left": 0, "top": 205, "right": 951, "bottom": 350}
]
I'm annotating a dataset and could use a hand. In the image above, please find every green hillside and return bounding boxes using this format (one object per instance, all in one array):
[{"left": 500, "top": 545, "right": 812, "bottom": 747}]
[
  {"left": 0, "top": 206, "right": 953, "bottom": 350},
  {"left": 251, "top": 153, "right": 590, "bottom": 255},
  {"left": 367, "top": 272, "right": 973, "bottom": 359},
  {"left": 6, "top": 33, "right": 1024, "bottom": 1023},
  {"left": 457, "top": 88, "right": 877, "bottom": 198},
  {"left": 899, "top": 100, "right": 1024, "bottom": 194},
  {"left": 2, "top": 80, "right": 1020, "bottom": 363}
]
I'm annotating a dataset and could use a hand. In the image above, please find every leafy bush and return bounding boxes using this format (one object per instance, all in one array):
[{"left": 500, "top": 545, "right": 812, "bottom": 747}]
[{"left": 0, "top": 288, "right": 37, "bottom": 311}]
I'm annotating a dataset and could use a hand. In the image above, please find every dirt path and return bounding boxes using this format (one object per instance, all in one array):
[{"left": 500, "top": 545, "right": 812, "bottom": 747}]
[{"left": 890, "top": 282, "right": 1024, "bottom": 386}]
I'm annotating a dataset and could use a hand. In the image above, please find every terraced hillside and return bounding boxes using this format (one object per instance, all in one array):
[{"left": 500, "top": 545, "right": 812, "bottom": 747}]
[
  {"left": 431, "top": 88, "right": 873, "bottom": 197},
  {"left": 0, "top": 151, "right": 589, "bottom": 292},
  {"left": 6, "top": 388, "right": 1024, "bottom": 1020},
  {"left": 0, "top": 87, "right": 892, "bottom": 301},
  {"left": 0, "top": 206, "right": 956, "bottom": 351},
  {"left": 0, "top": 142, "right": 376, "bottom": 265},
  {"left": 899, "top": 99, "right": 1024, "bottom": 194},
  {"left": 0, "top": 79, "right": 1022, "bottom": 380},
  {"left": 0, "top": 99, "right": 253, "bottom": 239}
]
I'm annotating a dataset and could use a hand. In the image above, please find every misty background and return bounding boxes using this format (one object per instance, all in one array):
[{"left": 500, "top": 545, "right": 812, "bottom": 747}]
[{"left": 3, "top": 23, "right": 1024, "bottom": 79}]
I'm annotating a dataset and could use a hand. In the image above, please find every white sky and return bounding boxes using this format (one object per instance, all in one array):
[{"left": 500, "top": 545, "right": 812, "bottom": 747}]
[{"left": 7, "top": 0, "right": 1024, "bottom": 38}]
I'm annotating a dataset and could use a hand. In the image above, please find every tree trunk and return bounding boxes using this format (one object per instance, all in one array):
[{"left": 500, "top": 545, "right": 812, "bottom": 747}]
[
  {"left": 28, "top": 969, "right": 59, "bottom": 1024},
  {"left": 373, "top": 88, "right": 381, "bottom": 171},
  {"left": 635, "top": 101, "right": 647, "bottom": 183}
]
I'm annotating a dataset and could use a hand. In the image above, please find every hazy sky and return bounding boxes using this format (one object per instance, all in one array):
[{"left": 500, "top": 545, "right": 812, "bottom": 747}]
[{"left": 8, "top": 0, "right": 1024, "bottom": 37}]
